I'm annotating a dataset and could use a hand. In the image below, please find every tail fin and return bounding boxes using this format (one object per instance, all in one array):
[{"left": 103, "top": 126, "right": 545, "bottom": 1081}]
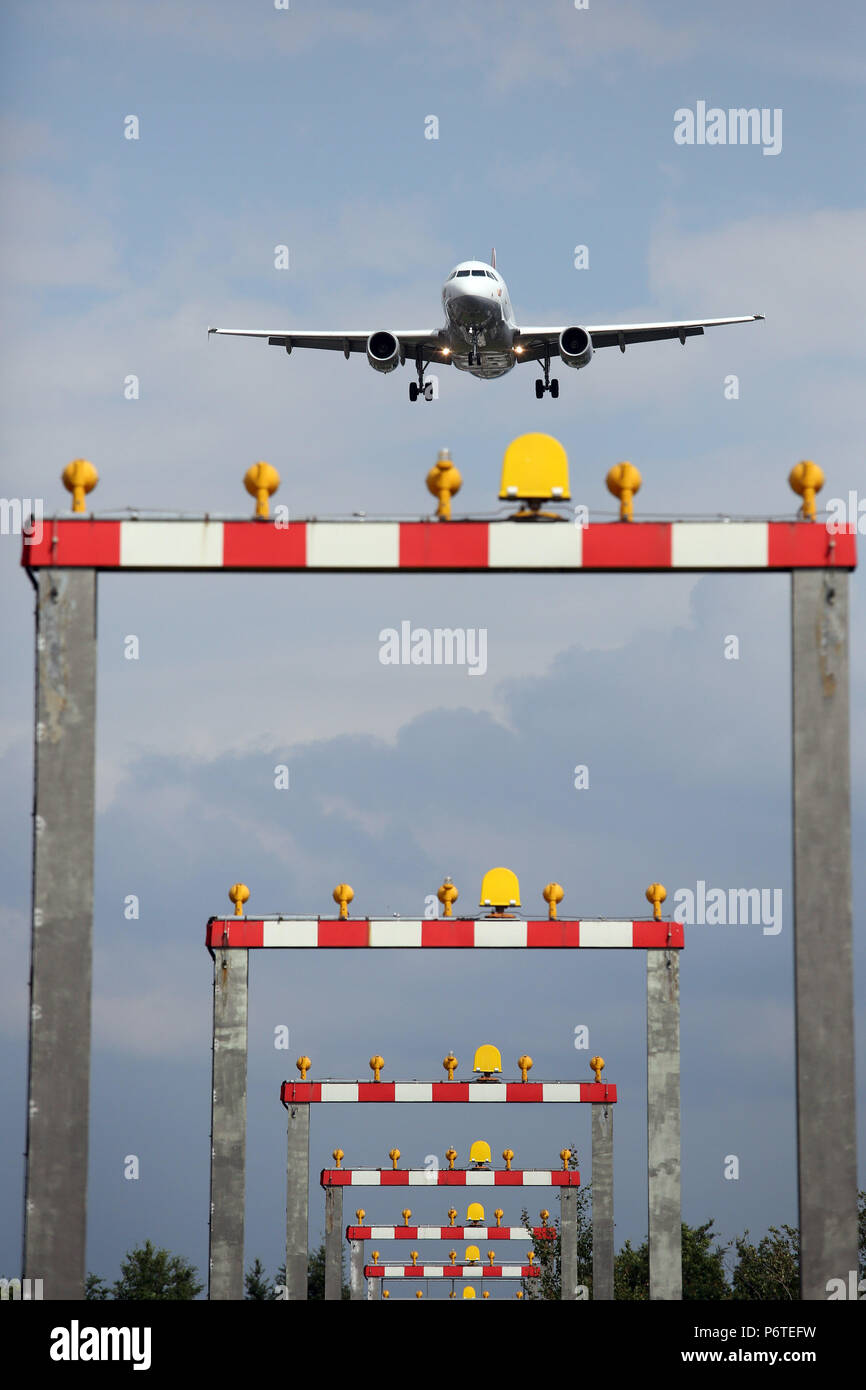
[{"left": 490, "top": 246, "right": 496, "bottom": 269}]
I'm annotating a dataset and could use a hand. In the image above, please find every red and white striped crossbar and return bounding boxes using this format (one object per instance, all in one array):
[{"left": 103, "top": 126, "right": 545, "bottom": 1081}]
[
  {"left": 284, "top": 1081, "right": 614, "bottom": 1104},
  {"left": 22, "top": 518, "right": 857, "bottom": 572},
  {"left": 209, "top": 917, "right": 683, "bottom": 949},
  {"left": 321, "top": 1170, "right": 581, "bottom": 1187},
  {"left": 365, "top": 1264, "right": 539, "bottom": 1278},
  {"left": 348, "top": 1226, "right": 554, "bottom": 1241}
]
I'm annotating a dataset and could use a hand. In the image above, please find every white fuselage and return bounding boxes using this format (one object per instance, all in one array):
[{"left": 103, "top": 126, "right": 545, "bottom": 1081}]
[{"left": 441, "top": 260, "right": 517, "bottom": 378}]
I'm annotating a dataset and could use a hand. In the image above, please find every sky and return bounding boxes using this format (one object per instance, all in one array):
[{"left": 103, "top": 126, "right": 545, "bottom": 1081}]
[{"left": 0, "top": 0, "right": 864, "bottom": 1300}]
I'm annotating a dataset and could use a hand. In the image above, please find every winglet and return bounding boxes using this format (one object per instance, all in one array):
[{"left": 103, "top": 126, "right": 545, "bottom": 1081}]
[{"left": 490, "top": 247, "right": 496, "bottom": 269}]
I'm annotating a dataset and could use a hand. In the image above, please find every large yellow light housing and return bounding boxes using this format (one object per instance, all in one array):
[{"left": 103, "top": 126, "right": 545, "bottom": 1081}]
[
  {"left": 499, "top": 433, "right": 570, "bottom": 502},
  {"left": 479, "top": 867, "right": 520, "bottom": 909},
  {"left": 473, "top": 1044, "right": 502, "bottom": 1074}
]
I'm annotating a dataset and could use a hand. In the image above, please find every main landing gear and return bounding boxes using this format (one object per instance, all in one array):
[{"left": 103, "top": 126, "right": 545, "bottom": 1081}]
[
  {"left": 409, "top": 349, "right": 434, "bottom": 402},
  {"left": 535, "top": 346, "right": 559, "bottom": 399}
]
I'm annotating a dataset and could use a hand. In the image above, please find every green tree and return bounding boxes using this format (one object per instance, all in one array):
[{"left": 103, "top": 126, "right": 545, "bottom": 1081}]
[
  {"left": 111, "top": 1240, "right": 204, "bottom": 1301},
  {"left": 274, "top": 1241, "right": 350, "bottom": 1300},
  {"left": 520, "top": 1145, "right": 592, "bottom": 1300},
  {"left": 731, "top": 1225, "right": 799, "bottom": 1300},
  {"left": 614, "top": 1220, "right": 731, "bottom": 1300},
  {"left": 245, "top": 1257, "right": 275, "bottom": 1300},
  {"left": 84, "top": 1273, "right": 110, "bottom": 1300}
]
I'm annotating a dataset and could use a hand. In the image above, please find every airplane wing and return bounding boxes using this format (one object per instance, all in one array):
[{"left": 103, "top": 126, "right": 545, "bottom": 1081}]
[
  {"left": 513, "top": 314, "right": 764, "bottom": 363},
  {"left": 207, "top": 327, "right": 446, "bottom": 361}
]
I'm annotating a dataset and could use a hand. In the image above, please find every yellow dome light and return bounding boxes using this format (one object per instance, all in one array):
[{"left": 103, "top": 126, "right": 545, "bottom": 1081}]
[
  {"left": 479, "top": 867, "right": 520, "bottom": 911},
  {"left": 463, "top": 1286, "right": 476, "bottom": 1299},
  {"left": 437, "top": 876, "right": 459, "bottom": 916},
  {"left": 473, "top": 1044, "right": 502, "bottom": 1077},
  {"left": 789, "top": 460, "right": 825, "bottom": 521},
  {"left": 62, "top": 459, "right": 98, "bottom": 513},
  {"left": 606, "top": 461, "right": 642, "bottom": 522},
  {"left": 332, "top": 883, "right": 354, "bottom": 919},
  {"left": 542, "top": 882, "right": 564, "bottom": 919},
  {"left": 426, "top": 449, "right": 462, "bottom": 521},
  {"left": 243, "top": 461, "right": 280, "bottom": 519},
  {"left": 228, "top": 883, "right": 249, "bottom": 916},
  {"left": 646, "top": 882, "right": 667, "bottom": 920},
  {"left": 466, "top": 1202, "right": 485, "bottom": 1225},
  {"left": 469, "top": 1139, "right": 491, "bottom": 1167},
  {"left": 465, "top": 1245, "right": 481, "bottom": 1264},
  {"left": 499, "top": 433, "right": 570, "bottom": 506}
]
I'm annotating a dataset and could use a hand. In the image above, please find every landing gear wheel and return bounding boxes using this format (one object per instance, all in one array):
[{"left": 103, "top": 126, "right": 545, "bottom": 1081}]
[
  {"left": 423, "top": 382, "right": 434, "bottom": 401},
  {"left": 550, "top": 378, "right": 559, "bottom": 399},
  {"left": 409, "top": 382, "right": 419, "bottom": 402},
  {"left": 535, "top": 379, "right": 544, "bottom": 399}
]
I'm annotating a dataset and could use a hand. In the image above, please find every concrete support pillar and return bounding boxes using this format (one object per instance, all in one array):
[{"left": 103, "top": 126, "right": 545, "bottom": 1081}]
[
  {"left": 285, "top": 1103, "right": 310, "bottom": 1300},
  {"left": 24, "top": 570, "right": 97, "bottom": 1301},
  {"left": 591, "top": 1101, "right": 614, "bottom": 1300},
  {"left": 349, "top": 1240, "right": 364, "bottom": 1300},
  {"left": 207, "top": 946, "right": 248, "bottom": 1300},
  {"left": 560, "top": 1188, "right": 578, "bottom": 1300},
  {"left": 368, "top": 1275, "right": 381, "bottom": 1300},
  {"left": 324, "top": 1185, "right": 344, "bottom": 1300},
  {"left": 792, "top": 570, "right": 857, "bottom": 1298},
  {"left": 647, "top": 948, "right": 681, "bottom": 1300}
]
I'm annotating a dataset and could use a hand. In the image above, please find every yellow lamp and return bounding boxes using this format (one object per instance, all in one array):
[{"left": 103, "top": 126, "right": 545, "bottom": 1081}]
[
  {"left": 542, "top": 882, "right": 564, "bottom": 919},
  {"left": 426, "top": 449, "right": 462, "bottom": 521},
  {"left": 606, "top": 461, "right": 642, "bottom": 521},
  {"left": 295, "top": 1055, "right": 311, "bottom": 1081},
  {"left": 243, "top": 461, "right": 280, "bottom": 519},
  {"left": 646, "top": 882, "right": 667, "bottom": 920},
  {"left": 465, "top": 1245, "right": 481, "bottom": 1264},
  {"left": 789, "top": 460, "right": 825, "bottom": 521},
  {"left": 437, "top": 877, "right": 459, "bottom": 916},
  {"left": 473, "top": 1044, "right": 502, "bottom": 1077},
  {"left": 228, "top": 883, "right": 249, "bottom": 916},
  {"left": 466, "top": 1202, "right": 485, "bottom": 1225},
  {"left": 62, "top": 459, "right": 98, "bottom": 513},
  {"left": 469, "top": 1139, "right": 491, "bottom": 1167},
  {"left": 332, "top": 883, "right": 354, "bottom": 919},
  {"left": 499, "top": 433, "right": 570, "bottom": 506},
  {"left": 479, "top": 867, "right": 520, "bottom": 912}
]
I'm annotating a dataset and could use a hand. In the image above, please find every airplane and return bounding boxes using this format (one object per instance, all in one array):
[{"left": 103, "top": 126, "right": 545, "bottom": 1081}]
[{"left": 208, "top": 249, "right": 764, "bottom": 401}]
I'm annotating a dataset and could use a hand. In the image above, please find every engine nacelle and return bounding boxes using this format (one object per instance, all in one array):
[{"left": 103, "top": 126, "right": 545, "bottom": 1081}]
[
  {"left": 558, "top": 326, "right": 593, "bottom": 370},
  {"left": 366, "top": 331, "right": 401, "bottom": 374}
]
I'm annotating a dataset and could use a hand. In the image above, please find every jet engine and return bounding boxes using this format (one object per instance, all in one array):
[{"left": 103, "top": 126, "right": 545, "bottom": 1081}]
[
  {"left": 366, "top": 331, "right": 401, "bottom": 374},
  {"left": 558, "top": 326, "right": 593, "bottom": 370}
]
